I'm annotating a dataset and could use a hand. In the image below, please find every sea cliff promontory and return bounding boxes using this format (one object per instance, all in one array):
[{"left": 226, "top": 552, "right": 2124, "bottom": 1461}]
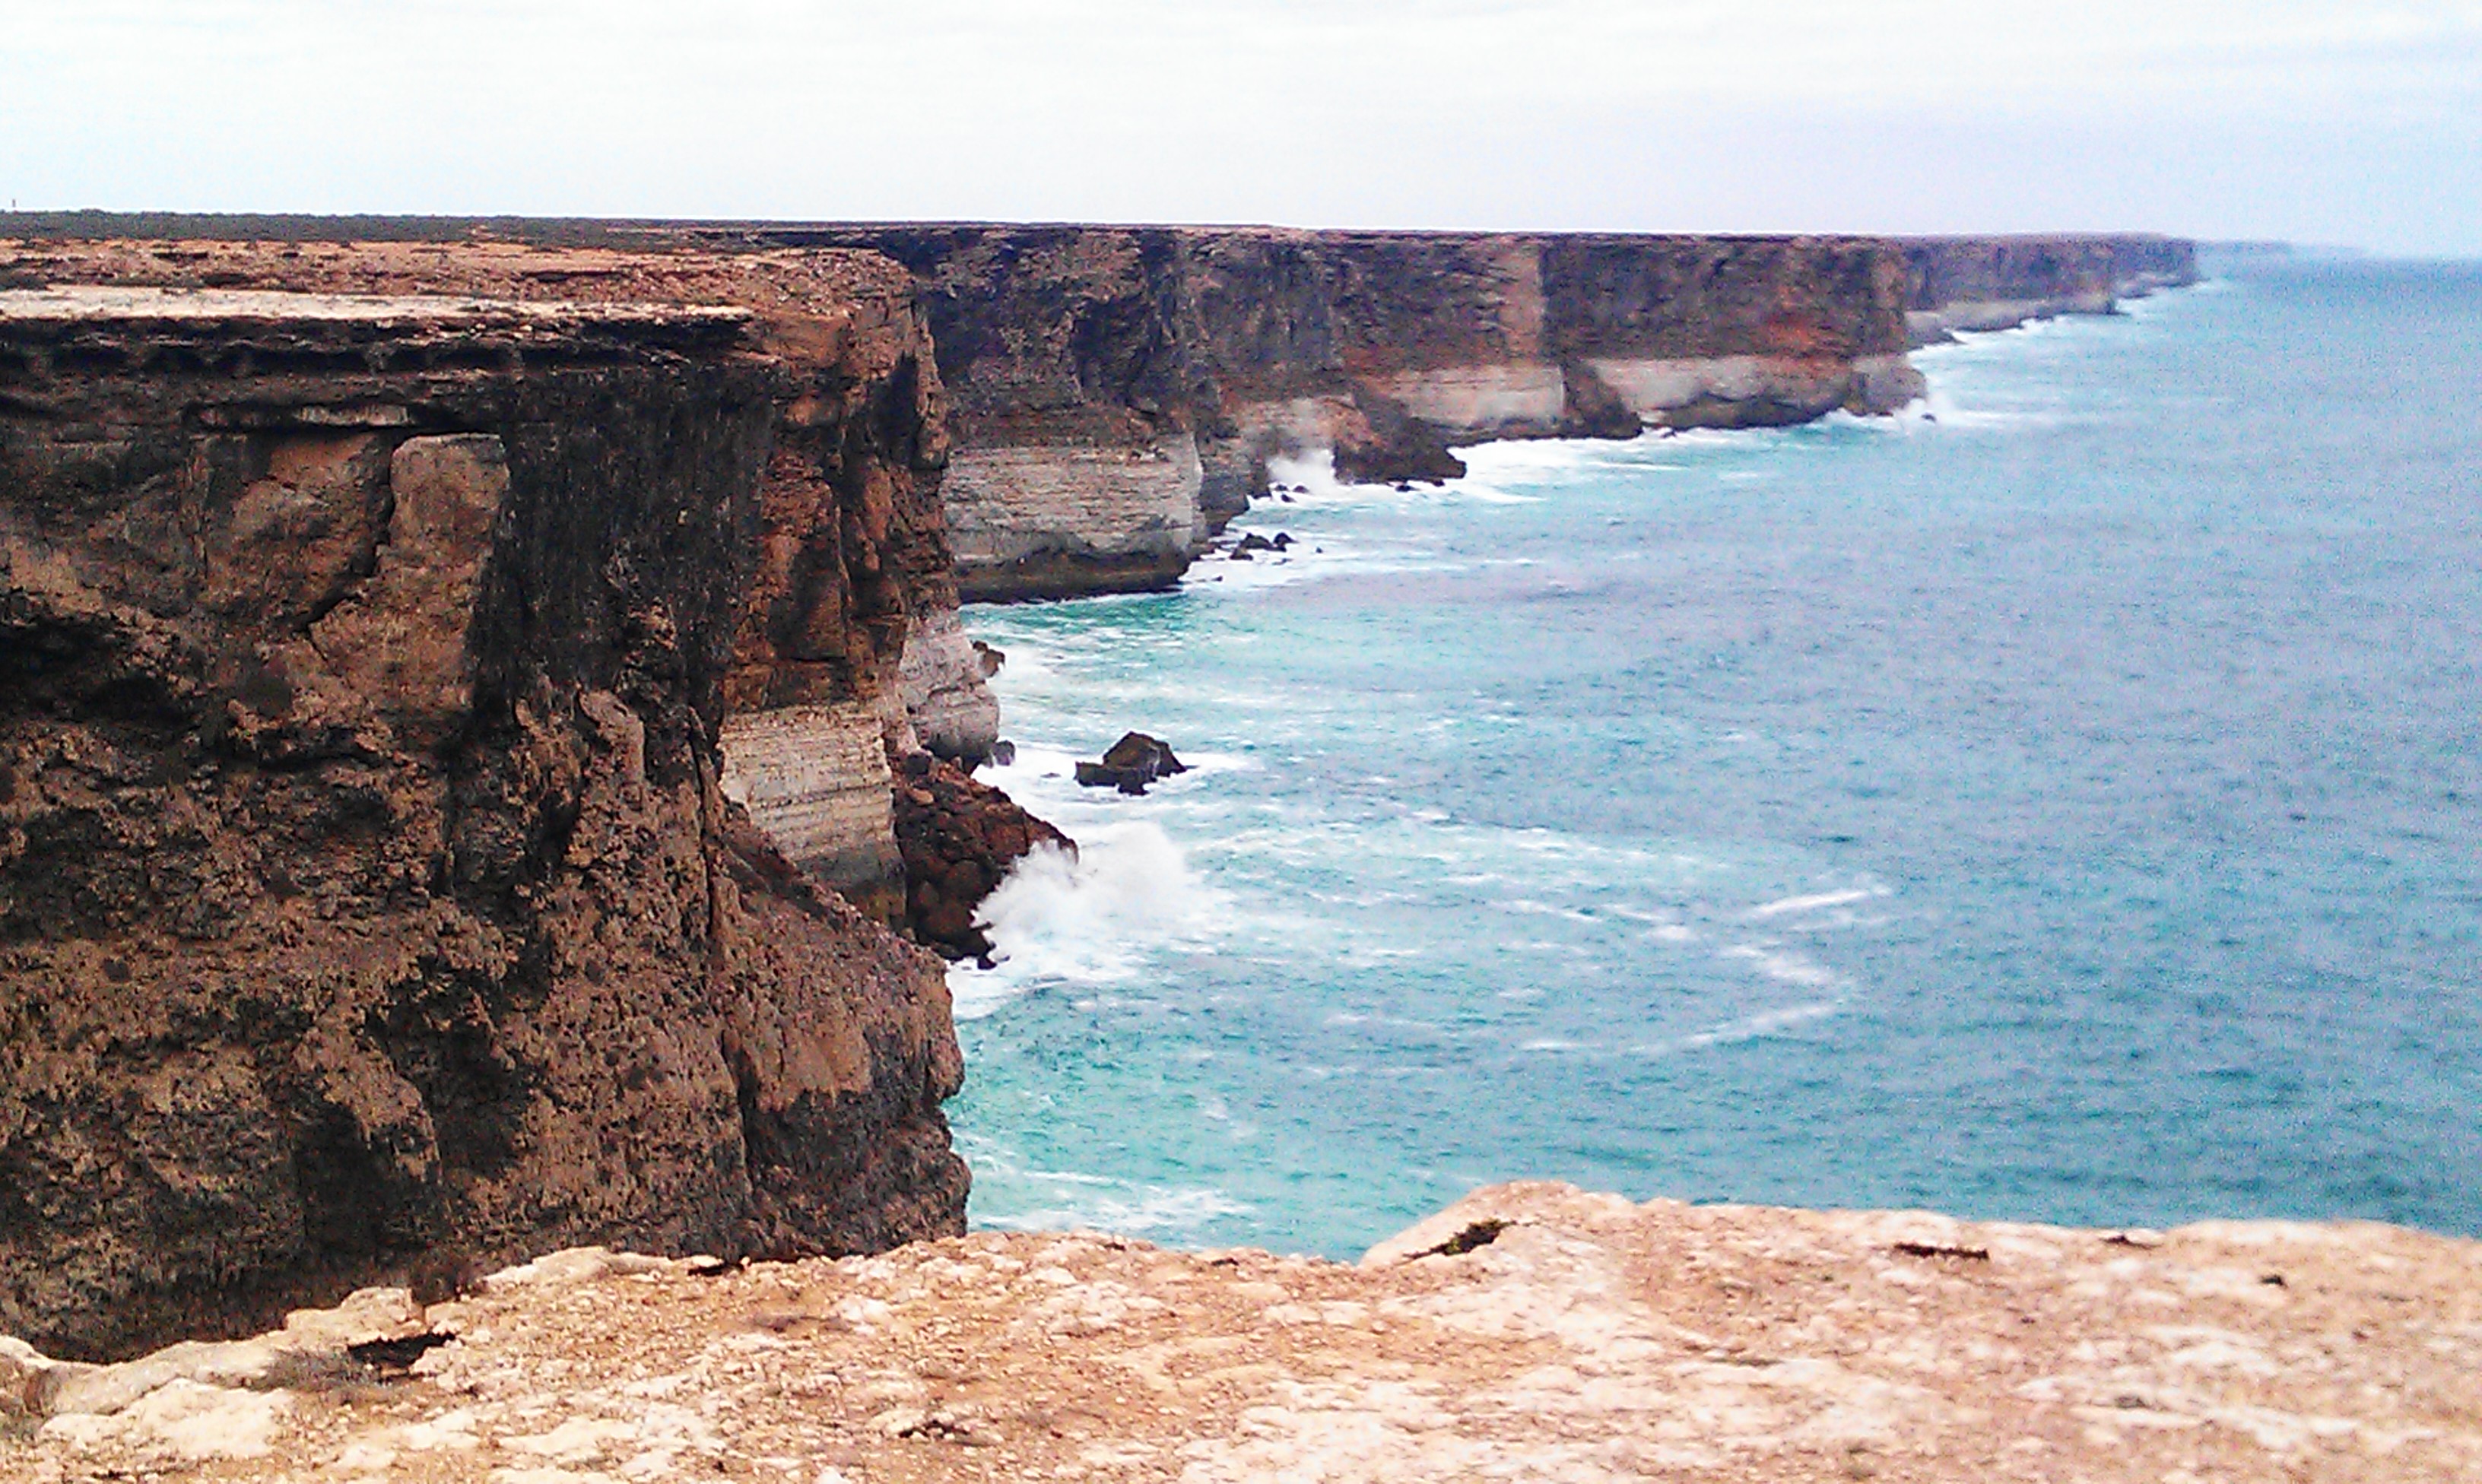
[
  {"left": 744, "top": 226, "right": 2198, "bottom": 601},
  {"left": 1903, "top": 233, "right": 2201, "bottom": 344},
  {"left": 0, "top": 217, "right": 2204, "bottom": 610},
  {"left": 0, "top": 243, "right": 986, "bottom": 1361}
]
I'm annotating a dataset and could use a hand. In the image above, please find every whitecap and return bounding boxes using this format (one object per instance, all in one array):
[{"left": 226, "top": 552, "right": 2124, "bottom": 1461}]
[
  {"left": 1717, "top": 942, "right": 1848, "bottom": 991},
  {"left": 1673, "top": 1000, "right": 1840, "bottom": 1050},
  {"left": 1745, "top": 886, "right": 1887, "bottom": 919}
]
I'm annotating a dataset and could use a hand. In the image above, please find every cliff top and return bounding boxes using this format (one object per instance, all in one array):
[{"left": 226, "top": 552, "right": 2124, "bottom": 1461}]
[
  {"left": 0, "top": 239, "right": 924, "bottom": 345},
  {"left": 0, "top": 212, "right": 2188, "bottom": 252},
  {"left": 0, "top": 284, "right": 751, "bottom": 328},
  {"left": 7, "top": 1182, "right": 2475, "bottom": 1482}
]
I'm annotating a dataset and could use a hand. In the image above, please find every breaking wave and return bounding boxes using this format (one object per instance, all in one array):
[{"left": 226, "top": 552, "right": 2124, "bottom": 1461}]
[{"left": 949, "top": 823, "right": 1227, "bottom": 1019}]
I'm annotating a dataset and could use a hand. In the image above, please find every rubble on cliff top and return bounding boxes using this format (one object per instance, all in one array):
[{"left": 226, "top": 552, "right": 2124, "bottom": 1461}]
[{"left": 5, "top": 1181, "right": 2476, "bottom": 1483}]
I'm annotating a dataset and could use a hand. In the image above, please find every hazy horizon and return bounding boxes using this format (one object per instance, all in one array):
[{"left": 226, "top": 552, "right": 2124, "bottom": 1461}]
[{"left": 5, "top": 1, "right": 2477, "bottom": 258}]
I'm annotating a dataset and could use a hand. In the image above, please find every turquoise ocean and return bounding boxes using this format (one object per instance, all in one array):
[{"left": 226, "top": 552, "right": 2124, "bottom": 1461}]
[{"left": 946, "top": 258, "right": 2482, "bottom": 1257}]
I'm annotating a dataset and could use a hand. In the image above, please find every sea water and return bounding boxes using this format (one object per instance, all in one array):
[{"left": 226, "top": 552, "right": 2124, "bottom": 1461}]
[{"left": 947, "top": 258, "right": 2482, "bottom": 1257}]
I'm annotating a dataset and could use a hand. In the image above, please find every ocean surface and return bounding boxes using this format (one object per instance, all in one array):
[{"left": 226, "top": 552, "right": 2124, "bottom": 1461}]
[{"left": 947, "top": 258, "right": 2482, "bottom": 1258}]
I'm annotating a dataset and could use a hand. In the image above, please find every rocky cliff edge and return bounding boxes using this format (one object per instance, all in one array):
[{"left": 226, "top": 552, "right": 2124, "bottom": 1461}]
[
  {"left": 0, "top": 247, "right": 981, "bottom": 1362},
  {"left": 1902, "top": 234, "right": 2201, "bottom": 344},
  {"left": 3, "top": 1181, "right": 2474, "bottom": 1482}
]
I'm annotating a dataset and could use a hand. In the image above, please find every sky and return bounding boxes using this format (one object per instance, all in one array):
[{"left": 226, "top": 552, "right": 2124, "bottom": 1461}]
[{"left": 2, "top": 1, "right": 2477, "bottom": 255}]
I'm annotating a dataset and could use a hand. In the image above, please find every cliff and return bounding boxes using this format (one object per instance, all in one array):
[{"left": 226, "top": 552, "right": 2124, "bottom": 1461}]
[
  {"left": 763, "top": 227, "right": 1925, "bottom": 599},
  {"left": 0, "top": 217, "right": 2199, "bottom": 609},
  {"left": 0, "top": 249, "right": 976, "bottom": 1360},
  {"left": 6, "top": 1182, "right": 2475, "bottom": 1481},
  {"left": 1902, "top": 234, "right": 2201, "bottom": 344}
]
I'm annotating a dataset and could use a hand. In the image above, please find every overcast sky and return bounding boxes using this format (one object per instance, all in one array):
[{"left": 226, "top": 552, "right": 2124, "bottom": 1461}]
[{"left": 3, "top": 1, "right": 2477, "bottom": 255}]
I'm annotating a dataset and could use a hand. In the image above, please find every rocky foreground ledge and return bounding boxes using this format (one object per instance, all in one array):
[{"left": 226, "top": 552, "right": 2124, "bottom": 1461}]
[{"left": 5, "top": 1182, "right": 2474, "bottom": 1482}]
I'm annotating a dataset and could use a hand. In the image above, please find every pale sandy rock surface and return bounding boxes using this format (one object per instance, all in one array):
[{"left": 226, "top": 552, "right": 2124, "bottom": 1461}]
[{"left": 5, "top": 1181, "right": 2476, "bottom": 1482}]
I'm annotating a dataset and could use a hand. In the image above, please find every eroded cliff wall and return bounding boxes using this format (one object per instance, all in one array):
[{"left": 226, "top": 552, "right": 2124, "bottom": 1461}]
[
  {"left": 0, "top": 254, "right": 973, "bottom": 1359},
  {"left": 1903, "top": 233, "right": 2201, "bottom": 344},
  {"left": 0, "top": 235, "right": 1011, "bottom": 892},
  {"left": 760, "top": 227, "right": 1925, "bottom": 598}
]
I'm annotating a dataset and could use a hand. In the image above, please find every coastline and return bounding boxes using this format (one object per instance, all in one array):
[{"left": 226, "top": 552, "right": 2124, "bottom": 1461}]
[{"left": 934, "top": 264, "right": 2482, "bottom": 1264}]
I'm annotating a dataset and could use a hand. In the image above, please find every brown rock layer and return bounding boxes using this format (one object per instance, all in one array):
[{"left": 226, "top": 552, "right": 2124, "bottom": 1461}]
[
  {"left": 0, "top": 255, "right": 971, "bottom": 1361},
  {"left": 891, "top": 753, "right": 1071, "bottom": 962}
]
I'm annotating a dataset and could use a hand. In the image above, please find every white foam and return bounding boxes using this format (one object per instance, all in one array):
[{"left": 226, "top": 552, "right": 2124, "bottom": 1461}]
[
  {"left": 1745, "top": 886, "right": 1887, "bottom": 919},
  {"left": 1499, "top": 897, "right": 1599, "bottom": 924},
  {"left": 948, "top": 823, "right": 1228, "bottom": 1017},
  {"left": 979, "top": 1184, "right": 1252, "bottom": 1237},
  {"left": 1674, "top": 1000, "right": 1840, "bottom": 1050}
]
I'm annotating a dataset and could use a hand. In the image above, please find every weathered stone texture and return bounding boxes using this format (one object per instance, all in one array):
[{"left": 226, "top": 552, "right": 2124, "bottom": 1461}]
[
  {"left": 0, "top": 258, "right": 969, "bottom": 1362},
  {"left": 5, "top": 1182, "right": 2474, "bottom": 1481}
]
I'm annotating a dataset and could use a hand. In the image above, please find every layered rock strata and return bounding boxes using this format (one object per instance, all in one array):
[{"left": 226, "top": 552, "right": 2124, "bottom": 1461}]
[
  {"left": 766, "top": 227, "right": 1928, "bottom": 596},
  {"left": 0, "top": 218, "right": 2199, "bottom": 607},
  {"left": 0, "top": 233, "right": 1011, "bottom": 908},
  {"left": 6, "top": 1182, "right": 2475, "bottom": 1482},
  {"left": 1903, "top": 233, "right": 2201, "bottom": 344},
  {"left": 0, "top": 252, "right": 973, "bottom": 1360}
]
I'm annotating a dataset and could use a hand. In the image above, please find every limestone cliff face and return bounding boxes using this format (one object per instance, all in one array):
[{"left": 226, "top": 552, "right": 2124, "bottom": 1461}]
[
  {"left": 0, "top": 255, "right": 970, "bottom": 1359},
  {"left": 767, "top": 227, "right": 1925, "bottom": 598},
  {"left": 1903, "top": 233, "right": 2201, "bottom": 344},
  {"left": 0, "top": 234, "right": 1004, "bottom": 903}
]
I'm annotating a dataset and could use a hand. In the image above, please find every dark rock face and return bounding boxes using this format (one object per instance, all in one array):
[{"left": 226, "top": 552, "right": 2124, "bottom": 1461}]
[
  {"left": 891, "top": 753, "right": 1071, "bottom": 962},
  {"left": 0, "top": 258, "right": 970, "bottom": 1360},
  {"left": 0, "top": 236, "right": 979, "bottom": 924}
]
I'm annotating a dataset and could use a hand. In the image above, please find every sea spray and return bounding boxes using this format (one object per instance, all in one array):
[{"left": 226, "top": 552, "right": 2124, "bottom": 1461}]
[{"left": 952, "top": 823, "right": 1227, "bottom": 1018}]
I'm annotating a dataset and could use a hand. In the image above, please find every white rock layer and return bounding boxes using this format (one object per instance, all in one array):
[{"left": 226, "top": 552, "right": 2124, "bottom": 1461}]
[
  {"left": 942, "top": 434, "right": 1206, "bottom": 576},
  {"left": 716, "top": 702, "right": 897, "bottom": 896},
  {"left": 1365, "top": 363, "right": 1568, "bottom": 437},
  {"left": 897, "top": 608, "right": 1001, "bottom": 763}
]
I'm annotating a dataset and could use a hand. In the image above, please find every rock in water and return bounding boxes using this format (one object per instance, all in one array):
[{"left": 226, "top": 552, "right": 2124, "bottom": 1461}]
[
  {"left": 1075, "top": 732, "right": 1189, "bottom": 794},
  {"left": 1103, "top": 731, "right": 1187, "bottom": 775}
]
